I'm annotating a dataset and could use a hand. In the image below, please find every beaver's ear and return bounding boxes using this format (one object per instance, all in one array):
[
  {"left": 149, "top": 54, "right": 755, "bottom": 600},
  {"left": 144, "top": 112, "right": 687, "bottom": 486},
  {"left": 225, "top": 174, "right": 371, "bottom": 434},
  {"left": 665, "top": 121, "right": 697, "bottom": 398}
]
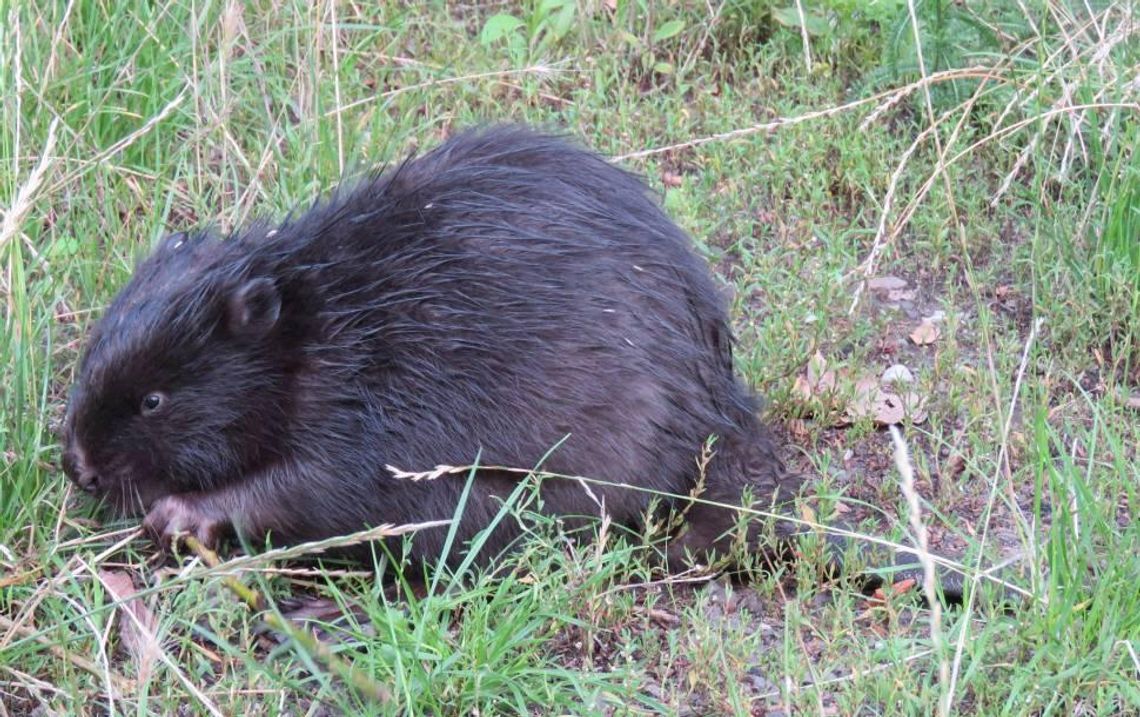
[{"left": 226, "top": 277, "right": 281, "bottom": 338}]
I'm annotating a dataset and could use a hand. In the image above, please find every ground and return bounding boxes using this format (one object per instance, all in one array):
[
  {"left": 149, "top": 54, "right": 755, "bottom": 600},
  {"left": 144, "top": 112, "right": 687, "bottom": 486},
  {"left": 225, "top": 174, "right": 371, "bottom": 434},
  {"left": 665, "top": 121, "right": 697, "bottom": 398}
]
[{"left": 2, "top": 2, "right": 1139, "bottom": 715}]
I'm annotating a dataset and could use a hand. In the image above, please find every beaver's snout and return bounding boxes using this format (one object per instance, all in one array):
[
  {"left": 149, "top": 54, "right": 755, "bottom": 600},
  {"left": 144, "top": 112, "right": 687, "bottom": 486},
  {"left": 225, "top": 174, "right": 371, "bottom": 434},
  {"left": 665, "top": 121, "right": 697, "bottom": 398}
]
[{"left": 62, "top": 445, "right": 99, "bottom": 495}]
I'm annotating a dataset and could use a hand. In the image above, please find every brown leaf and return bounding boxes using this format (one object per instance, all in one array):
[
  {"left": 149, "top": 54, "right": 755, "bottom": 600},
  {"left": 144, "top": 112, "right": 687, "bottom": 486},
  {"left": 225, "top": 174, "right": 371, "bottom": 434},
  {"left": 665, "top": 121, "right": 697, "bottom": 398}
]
[
  {"left": 98, "top": 570, "right": 161, "bottom": 683},
  {"left": 647, "top": 608, "right": 680, "bottom": 627},
  {"left": 1126, "top": 395, "right": 1140, "bottom": 411},
  {"left": 942, "top": 453, "right": 966, "bottom": 481},
  {"left": 787, "top": 418, "right": 810, "bottom": 440},
  {"left": 845, "top": 376, "right": 880, "bottom": 418},
  {"left": 806, "top": 351, "right": 828, "bottom": 387},
  {"left": 872, "top": 391, "right": 906, "bottom": 426},
  {"left": 816, "top": 370, "right": 837, "bottom": 394},
  {"left": 792, "top": 374, "right": 813, "bottom": 400},
  {"left": 660, "top": 170, "right": 683, "bottom": 188},
  {"left": 897, "top": 391, "right": 928, "bottom": 424},
  {"left": 222, "top": 0, "right": 245, "bottom": 49},
  {"left": 909, "top": 320, "right": 940, "bottom": 345}
]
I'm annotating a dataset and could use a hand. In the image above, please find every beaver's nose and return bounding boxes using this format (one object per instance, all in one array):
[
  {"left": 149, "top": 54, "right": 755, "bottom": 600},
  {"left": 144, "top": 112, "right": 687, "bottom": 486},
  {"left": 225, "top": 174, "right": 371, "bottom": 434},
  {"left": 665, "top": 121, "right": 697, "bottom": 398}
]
[{"left": 62, "top": 449, "right": 99, "bottom": 494}]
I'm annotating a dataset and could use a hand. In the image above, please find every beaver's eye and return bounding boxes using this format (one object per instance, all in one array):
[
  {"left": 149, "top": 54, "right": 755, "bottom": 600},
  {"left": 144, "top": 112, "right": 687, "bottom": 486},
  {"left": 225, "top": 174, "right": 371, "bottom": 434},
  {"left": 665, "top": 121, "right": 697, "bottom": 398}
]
[{"left": 141, "top": 392, "right": 165, "bottom": 415}]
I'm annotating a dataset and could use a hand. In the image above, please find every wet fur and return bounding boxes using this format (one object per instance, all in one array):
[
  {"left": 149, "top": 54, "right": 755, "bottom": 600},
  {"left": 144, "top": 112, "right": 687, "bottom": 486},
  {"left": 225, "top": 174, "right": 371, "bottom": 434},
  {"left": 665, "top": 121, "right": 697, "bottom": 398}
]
[{"left": 62, "top": 125, "right": 801, "bottom": 570}]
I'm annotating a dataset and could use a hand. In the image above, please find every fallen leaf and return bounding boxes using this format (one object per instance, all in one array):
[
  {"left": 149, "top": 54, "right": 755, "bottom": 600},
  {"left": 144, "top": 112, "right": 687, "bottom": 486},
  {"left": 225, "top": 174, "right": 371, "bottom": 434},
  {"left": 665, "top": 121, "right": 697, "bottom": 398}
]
[
  {"left": 897, "top": 391, "right": 928, "bottom": 423},
  {"left": 995, "top": 285, "right": 1014, "bottom": 299},
  {"left": 1126, "top": 395, "right": 1140, "bottom": 411},
  {"left": 816, "top": 369, "right": 837, "bottom": 393},
  {"left": 837, "top": 376, "right": 875, "bottom": 426},
  {"left": 942, "top": 453, "right": 966, "bottom": 481},
  {"left": 847, "top": 376, "right": 879, "bottom": 412},
  {"left": 909, "top": 320, "right": 940, "bottom": 345},
  {"left": 787, "top": 418, "right": 810, "bottom": 440},
  {"left": 647, "top": 608, "right": 680, "bottom": 627},
  {"left": 806, "top": 350, "right": 827, "bottom": 386},
  {"left": 799, "top": 502, "right": 818, "bottom": 527},
  {"left": 795, "top": 352, "right": 839, "bottom": 405},
  {"left": 660, "top": 170, "right": 683, "bottom": 188},
  {"left": 868, "top": 276, "right": 907, "bottom": 292},
  {"left": 98, "top": 570, "right": 161, "bottom": 683},
  {"left": 872, "top": 391, "right": 906, "bottom": 425},
  {"left": 792, "top": 374, "right": 813, "bottom": 400}
]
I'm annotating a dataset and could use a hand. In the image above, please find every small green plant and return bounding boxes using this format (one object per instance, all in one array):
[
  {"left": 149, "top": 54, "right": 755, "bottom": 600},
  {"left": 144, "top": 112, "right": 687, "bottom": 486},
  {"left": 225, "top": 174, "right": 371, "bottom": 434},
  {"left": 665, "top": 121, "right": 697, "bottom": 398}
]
[
  {"left": 1085, "top": 126, "right": 1140, "bottom": 372},
  {"left": 878, "top": 0, "right": 1006, "bottom": 102},
  {"left": 479, "top": 0, "right": 579, "bottom": 64},
  {"left": 771, "top": 0, "right": 906, "bottom": 71},
  {"left": 1097, "top": 133, "right": 1140, "bottom": 282},
  {"left": 613, "top": 8, "right": 687, "bottom": 78}
]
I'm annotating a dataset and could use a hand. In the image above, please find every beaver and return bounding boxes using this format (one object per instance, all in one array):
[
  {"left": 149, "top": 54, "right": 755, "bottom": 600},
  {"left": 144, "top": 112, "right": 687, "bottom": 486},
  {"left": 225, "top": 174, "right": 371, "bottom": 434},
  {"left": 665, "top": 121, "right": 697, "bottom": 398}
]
[
  {"left": 59, "top": 124, "right": 800, "bottom": 573},
  {"left": 61, "top": 125, "right": 991, "bottom": 603}
]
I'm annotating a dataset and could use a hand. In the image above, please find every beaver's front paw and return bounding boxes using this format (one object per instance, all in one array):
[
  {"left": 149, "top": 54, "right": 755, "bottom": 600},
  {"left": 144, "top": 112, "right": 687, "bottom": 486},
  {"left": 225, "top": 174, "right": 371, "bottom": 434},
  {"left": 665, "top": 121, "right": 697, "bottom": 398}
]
[{"left": 143, "top": 494, "right": 231, "bottom": 552}]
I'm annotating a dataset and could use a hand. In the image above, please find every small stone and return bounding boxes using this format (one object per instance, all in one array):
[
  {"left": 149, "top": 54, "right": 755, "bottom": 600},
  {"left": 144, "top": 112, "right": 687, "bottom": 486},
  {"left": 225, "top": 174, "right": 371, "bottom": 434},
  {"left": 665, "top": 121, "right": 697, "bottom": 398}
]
[
  {"left": 881, "top": 364, "right": 915, "bottom": 385},
  {"left": 868, "top": 276, "right": 907, "bottom": 292}
]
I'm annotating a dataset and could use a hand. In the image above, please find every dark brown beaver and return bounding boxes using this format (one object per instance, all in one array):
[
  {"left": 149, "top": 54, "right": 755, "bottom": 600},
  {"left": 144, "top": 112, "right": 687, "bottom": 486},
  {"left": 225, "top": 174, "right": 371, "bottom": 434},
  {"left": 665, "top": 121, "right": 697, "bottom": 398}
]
[
  {"left": 63, "top": 124, "right": 1008, "bottom": 610},
  {"left": 60, "top": 124, "right": 799, "bottom": 571}
]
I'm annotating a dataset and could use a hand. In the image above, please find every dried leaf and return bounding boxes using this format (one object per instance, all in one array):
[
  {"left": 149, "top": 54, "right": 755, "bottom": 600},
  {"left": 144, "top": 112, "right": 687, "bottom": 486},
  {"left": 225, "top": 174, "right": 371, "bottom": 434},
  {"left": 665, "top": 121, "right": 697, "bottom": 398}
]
[
  {"left": 98, "top": 570, "right": 161, "bottom": 683},
  {"left": 816, "top": 370, "right": 837, "bottom": 394},
  {"left": 792, "top": 374, "right": 813, "bottom": 400},
  {"left": 660, "top": 170, "right": 683, "bottom": 188},
  {"left": 849, "top": 376, "right": 878, "bottom": 409},
  {"left": 839, "top": 376, "right": 879, "bottom": 426},
  {"left": 648, "top": 608, "right": 680, "bottom": 627},
  {"left": 1125, "top": 395, "right": 1140, "bottom": 411},
  {"left": 909, "top": 320, "right": 940, "bottom": 345},
  {"left": 942, "top": 453, "right": 966, "bottom": 481},
  {"left": 872, "top": 391, "right": 906, "bottom": 425},
  {"left": 787, "top": 418, "right": 810, "bottom": 440},
  {"left": 897, "top": 391, "right": 928, "bottom": 424},
  {"left": 806, "top": 351, "right": 828, "bottom": 387}
]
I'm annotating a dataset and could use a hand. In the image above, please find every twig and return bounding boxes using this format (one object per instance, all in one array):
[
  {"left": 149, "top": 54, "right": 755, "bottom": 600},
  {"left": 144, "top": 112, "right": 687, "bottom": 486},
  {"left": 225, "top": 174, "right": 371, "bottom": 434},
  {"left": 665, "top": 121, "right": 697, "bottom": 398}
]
[
  {"left": 794, "top": 0, "right": 814, "bottom": 72},
  {"left": 890, "top": 425, "right": 949, "bottom": 717},
  {"left": 613, "top": 66, "right": 1000, "bottom": 161},
  {"left": 323, "top": 64, "right": 571, "bottom": 119},
  {"left": 0, "top": 118, "right": 59, "bottom": 295}
]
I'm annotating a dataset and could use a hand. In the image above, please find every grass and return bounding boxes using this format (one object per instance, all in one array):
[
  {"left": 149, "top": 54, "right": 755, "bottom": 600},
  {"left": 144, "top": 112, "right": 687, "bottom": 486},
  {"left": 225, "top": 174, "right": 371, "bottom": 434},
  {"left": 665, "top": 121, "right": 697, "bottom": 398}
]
[{"left": 2, "top": 0, "right": 1139, "bottom": 714}]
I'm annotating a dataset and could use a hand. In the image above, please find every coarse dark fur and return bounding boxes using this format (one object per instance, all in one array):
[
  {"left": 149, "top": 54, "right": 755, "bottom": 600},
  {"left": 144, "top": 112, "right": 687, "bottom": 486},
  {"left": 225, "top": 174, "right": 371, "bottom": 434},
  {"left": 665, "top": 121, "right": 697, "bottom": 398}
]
[{"left": 61, "top": 125, "right": 804, "bottom": 573}]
